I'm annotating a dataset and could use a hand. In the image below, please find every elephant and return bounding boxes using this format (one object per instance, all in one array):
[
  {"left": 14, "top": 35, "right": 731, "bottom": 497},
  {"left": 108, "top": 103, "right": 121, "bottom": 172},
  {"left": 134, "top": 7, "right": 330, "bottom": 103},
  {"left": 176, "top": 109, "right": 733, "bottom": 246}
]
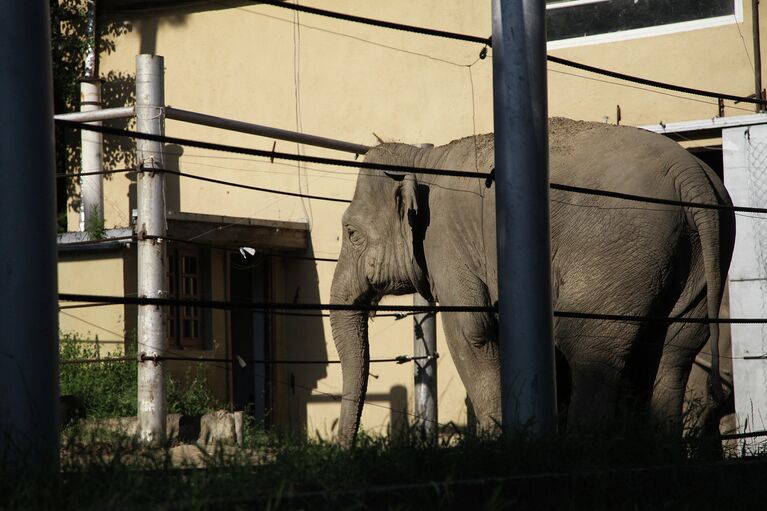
[{"left": 329, "top": 117, "right": 735, "bottom": 448}]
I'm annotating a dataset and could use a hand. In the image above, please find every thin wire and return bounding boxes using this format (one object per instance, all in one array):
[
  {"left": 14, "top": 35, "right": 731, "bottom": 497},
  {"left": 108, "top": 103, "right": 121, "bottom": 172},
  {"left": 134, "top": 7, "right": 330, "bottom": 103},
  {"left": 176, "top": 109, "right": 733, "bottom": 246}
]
[
  {"left": 57, "top": 235, "right": 135, "bottom": 247},
  {"left": 292, "top": 1, "right": 313, "bottom": 226},
  {"left": 547, "top": 54, "right": 767, "bottom": 106},
  {"left": 270, "top": 372, "right": 447, "bottom": 427},
  {"left": 59, "top": 353, "right": 435, "bottom": 366},
  {"left": 209, "top": 0, "right": 487, "bottom": 68},
  {"left": 549, "top": 68, "right": 757, "bottom": 114},
  {"left": 204, "top": 457, "right": 767, "bottom": 507},
  {"left": 733, "top": 14, "right": 756, "bottom": 74},
  {"left": 58, "top": 310, "right": 127, "bottom": 339},
  {"left": 254, "top": 0, "right": 490, "bottom": 45},
  {"left": 154, "top": 235, "right": 340, "bottom": 262},
  {"left": 252, "top": 0, "right": 767, "bottom": 106},
  {"left": 58, "top": 293, "right": 496, "bottom": 314},
  {"left": 61, "top": 356, "right": 136, "bottom": 365},
  {"left": 56, "top": 121, "right": 767, "bottom": 214},
  {"left": 166, "top": 168, "right": 350, "bottom": 203},
  {"left": 59, "top": 302, "right": 117, "bottom": 310},
  {"left": 57, "top": 293, "right": 767, "bottom": 324},
  {"left": 55, "top": 167, "right": 136, "bottom": 178},
  {"left": 549, "top": 181, "right": 767, "bottom": 214},
  {"left": 57, "top": 233, "right": 341, "bottom": 263},
  {"left": 54, "top": 120, "right": 492, "bottom": 180}
]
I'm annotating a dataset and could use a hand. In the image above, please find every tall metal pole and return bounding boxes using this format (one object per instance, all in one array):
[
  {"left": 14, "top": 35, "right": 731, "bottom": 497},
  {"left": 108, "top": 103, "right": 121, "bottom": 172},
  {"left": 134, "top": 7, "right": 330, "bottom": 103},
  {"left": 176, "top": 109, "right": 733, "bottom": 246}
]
[
  {"left": 79, "top": 79, "right": 104, "bottom": 232},
  {"left": 491, "top": 0, "right": 557, "bottom": 435},
  {"left": 413, "top": 293, "right": 438, "bottom": 443},
  {"left": 754, "top": 0, "right": 765, "bottom": 112},
  {"left": 136, "top": 54, "right": 167, "bottom": 444},
  {"left": 0, "top": 1, "right": 59, "bottom": 472}
]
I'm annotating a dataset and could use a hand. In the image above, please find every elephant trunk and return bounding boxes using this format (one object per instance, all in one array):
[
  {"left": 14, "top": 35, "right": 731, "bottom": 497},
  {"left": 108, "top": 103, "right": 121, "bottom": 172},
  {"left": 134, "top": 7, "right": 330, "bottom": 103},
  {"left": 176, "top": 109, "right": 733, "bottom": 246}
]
[{"left": 329, "top": 247, "right": 371, "bottom": 449}]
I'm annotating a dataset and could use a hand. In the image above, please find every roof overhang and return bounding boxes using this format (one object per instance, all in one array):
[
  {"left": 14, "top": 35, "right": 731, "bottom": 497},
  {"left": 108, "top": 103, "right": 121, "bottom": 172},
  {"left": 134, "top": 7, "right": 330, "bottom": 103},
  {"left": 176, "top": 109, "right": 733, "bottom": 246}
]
[
  {"left": 57, "top": 228, "right": 134, "bottom": 253},
  {"left": 166, "top": 212, "right": 309, "bottom": 251},
  {"left": 57, "top": 213, "right": 309, "bottom": 253},
  {"left": 100, "top": 0, "right": 248, "bottom": 13},
  {"left": 639, "top": 113, "right": 767, "bottom": 142}
]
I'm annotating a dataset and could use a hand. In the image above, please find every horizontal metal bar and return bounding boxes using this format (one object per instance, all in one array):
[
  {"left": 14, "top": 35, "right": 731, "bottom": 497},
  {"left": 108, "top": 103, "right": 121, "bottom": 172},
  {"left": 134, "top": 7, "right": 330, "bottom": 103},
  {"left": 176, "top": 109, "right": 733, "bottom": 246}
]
[
  {"left": 546, "top": 0, "right": 609, "bottom": 11},
  {"left": 53, "top": 106, "right": 135, "bottom": 123},
  {"left": 165, "top": 106, "right": 370, "bottom": 155},
  {"left": 639, "top": 113, "right": 767, "bottom": 137}
]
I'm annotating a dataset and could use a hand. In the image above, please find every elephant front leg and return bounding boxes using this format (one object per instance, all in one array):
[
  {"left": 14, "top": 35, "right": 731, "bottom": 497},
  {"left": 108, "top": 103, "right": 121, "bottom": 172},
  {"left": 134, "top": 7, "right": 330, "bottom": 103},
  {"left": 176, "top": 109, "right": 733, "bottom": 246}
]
[{"left": 440, "top": 309, "right": 502, "bottom": 435}]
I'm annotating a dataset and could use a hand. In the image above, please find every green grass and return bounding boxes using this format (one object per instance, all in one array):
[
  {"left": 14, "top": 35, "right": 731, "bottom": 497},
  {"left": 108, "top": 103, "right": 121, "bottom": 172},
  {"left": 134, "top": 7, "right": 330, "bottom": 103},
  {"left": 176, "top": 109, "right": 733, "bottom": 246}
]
[
  {"left": 35, "top": 335, "right": 767, "bottom": 509},
  {"left": 2, "top": 423, "right": 767, "bottom": 510},
  {"left": 59, "top": 332, "right": 224, "bottom": 420},
  {"left": 60, "top": 334, "right": 137, "bottom": 418}
]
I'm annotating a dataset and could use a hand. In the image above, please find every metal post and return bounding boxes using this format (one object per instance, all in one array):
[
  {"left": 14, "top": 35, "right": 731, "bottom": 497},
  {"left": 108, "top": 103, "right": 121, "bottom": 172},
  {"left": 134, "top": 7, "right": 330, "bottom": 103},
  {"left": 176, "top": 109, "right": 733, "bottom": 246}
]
[
  {"left": 79, "top": 79, "right": 104, "bottom": 232},
  {"left": 753, "top": 0, "right": 765, "bottom": 112},
  {"left": 0, "top": 1, "right": 59, "bottom": 472},
  {"left": 413, "top": 293, "right": 438, "bottom": 443},
  {"left": 491, "top": 0, "right": 557, "bottom": 435},
  {"left": 136, "top": 54, "right": 167, "bottom": 444}
]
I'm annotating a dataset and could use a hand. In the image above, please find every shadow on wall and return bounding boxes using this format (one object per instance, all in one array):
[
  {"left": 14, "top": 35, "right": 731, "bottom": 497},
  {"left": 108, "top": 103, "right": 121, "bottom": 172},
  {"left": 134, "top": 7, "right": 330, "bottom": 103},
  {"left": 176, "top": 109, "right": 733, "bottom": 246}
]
[
  {"left": 122, "top": 244, "right": 138, "bottom": 353},
  {"left": 274, "top": 236, "right": 410, "bottom": 439},
  {"left": 305, "top": 385, "right": 410, "bottom": 440},
  {"left": 101, "top": 3, "right": 189, "bottom": 57},
  {"left": 127, "top": 143, "right": 183, "bottom": 215},
  {"left": 62, "top": 70, "right": 137, "bottom": 220},
  {"left": 163, "top": 144, "right": 183, "bottom": 213},
  {"left": 272, "top": 238, "right": 332, "bottom": 437},
  {"left": 136, "top": 14, "right": 188, "bottom": 56}
]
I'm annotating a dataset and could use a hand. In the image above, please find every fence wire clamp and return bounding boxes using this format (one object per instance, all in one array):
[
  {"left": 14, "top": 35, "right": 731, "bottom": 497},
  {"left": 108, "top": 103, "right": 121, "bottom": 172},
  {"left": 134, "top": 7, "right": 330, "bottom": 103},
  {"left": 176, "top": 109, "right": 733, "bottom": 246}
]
[
  {"left": 270, "top": 140, "right": 277, "bottom": 163},
  {"left": 139, "top": 159, "right": 161, "bottom": 176},
  {"left": 395, "top": 355, "right": 411, "bottom": 364},
  {"left": 136, "top": 225, "right": 147, "bottom": 242},
  {"left": 485, "top": 168, "right": 495, "bottom": 188},
  {"left": 479, "top": 45, "right": 488, "bottom": 60},
  {"left": 140, "top": 352, "right": 160, "bottom": 366}
]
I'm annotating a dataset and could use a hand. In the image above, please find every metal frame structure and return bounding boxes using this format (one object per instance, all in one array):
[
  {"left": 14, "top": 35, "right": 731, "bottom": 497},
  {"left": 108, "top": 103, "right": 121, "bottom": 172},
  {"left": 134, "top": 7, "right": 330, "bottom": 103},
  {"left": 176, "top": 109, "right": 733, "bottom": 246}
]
[{"left": 51, "top": 0, "right": 561, "bottom": 439}]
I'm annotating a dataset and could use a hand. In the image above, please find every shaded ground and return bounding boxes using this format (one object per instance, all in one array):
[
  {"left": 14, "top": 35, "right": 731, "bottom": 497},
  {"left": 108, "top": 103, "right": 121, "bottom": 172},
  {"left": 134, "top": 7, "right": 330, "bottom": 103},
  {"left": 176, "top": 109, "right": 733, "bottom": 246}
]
[{"left": 4, "top": 429, "right": 767, "bottom": 510}]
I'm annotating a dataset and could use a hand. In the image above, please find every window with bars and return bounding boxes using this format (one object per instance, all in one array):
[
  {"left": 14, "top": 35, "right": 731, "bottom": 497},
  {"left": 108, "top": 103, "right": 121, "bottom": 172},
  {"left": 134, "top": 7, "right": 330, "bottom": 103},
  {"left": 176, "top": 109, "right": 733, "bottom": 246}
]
[
  {"left": 546, "top": 0, "right": 738, "bottom": 44},
  {"left": 167, "top": 249, "right": 204, "bottom": 349}
]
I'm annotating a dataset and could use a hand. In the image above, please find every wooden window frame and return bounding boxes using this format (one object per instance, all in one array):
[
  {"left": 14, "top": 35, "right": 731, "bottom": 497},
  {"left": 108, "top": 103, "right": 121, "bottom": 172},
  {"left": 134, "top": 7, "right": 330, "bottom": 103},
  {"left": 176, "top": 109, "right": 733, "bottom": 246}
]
[{"left": 167, "top": 248, "right": 205, "bottom": 349}]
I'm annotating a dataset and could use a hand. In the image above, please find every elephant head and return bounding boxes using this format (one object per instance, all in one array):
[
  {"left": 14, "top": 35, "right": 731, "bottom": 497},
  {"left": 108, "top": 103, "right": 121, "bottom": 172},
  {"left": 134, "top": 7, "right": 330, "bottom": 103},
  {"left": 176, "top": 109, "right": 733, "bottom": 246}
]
[{"left": 330, "top": 144, "right": 431, "bottom": 448}]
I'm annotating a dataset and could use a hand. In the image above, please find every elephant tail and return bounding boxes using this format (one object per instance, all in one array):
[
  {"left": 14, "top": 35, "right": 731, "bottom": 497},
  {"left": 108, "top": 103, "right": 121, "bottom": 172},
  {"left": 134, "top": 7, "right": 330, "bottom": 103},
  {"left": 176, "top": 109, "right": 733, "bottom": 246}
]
[{"left": 678, "top": 159, "right": 736, "bottom": 405}]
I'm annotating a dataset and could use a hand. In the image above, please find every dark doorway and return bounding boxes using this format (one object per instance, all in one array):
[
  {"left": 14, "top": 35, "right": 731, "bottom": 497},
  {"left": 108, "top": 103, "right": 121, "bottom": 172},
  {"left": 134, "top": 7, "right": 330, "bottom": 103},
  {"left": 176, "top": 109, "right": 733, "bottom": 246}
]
[
  {"left": 229, "top": 252, "right": 270, "bottom": 424},
  {"left": 689, "top": 146, "right": 724, "bottom": 180}
]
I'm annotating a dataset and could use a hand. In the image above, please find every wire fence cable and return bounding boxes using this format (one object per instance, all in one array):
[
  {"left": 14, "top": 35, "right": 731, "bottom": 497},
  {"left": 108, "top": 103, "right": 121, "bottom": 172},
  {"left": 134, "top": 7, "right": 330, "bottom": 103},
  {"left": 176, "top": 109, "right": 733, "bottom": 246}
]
[
  {"left": 255, "top": 0, "right": 490, "bottom": 45},
  {"left": 57, "top": 293, "right": 767, "bottom": 324},
  {"left": 55, "top": 121, "right": 767, "bottom": 214},
  {"left": 55, "top": 120, "right": 492, "bottom": 180},
  {"left": 251, "top": 0, "right": 767, "bottom": 106}
]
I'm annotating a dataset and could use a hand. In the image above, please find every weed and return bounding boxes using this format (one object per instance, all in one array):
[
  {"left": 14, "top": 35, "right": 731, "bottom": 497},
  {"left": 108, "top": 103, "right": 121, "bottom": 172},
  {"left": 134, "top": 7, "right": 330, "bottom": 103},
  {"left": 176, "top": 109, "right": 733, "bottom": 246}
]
[
  {"left": 60, "top": 333, "right": 137, "bottom": 418},
  {"left": 83, "top": 205, "right": 106, "bottom": 240},
  {"left": 60, "top": 332, "right": 224, "bottom": 420}
]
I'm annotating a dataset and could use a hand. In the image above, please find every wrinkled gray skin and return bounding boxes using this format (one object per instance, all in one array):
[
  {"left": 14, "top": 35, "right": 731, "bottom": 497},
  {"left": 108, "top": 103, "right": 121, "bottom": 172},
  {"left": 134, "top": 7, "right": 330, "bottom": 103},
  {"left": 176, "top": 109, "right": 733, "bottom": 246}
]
[{"left": 329, "top": 118, "right": 735, "bottom": 448}]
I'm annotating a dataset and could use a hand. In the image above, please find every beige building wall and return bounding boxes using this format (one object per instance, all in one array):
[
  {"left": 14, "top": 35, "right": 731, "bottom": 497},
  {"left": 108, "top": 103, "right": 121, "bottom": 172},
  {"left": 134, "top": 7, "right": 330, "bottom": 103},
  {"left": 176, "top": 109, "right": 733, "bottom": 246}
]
[
  {"left": 59, "top": 253, "right": 128, "bottom": 351},
  {"left": 59, "top": 0, "right": 760, "bottom": 436}
]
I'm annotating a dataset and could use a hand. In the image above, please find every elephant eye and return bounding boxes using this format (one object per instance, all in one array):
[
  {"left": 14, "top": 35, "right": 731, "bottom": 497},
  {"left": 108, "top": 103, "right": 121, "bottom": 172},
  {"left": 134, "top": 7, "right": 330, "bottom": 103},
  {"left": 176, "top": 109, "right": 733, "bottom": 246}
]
[{"left": 346, "top": 225, "right": 365, "bottom": 247}]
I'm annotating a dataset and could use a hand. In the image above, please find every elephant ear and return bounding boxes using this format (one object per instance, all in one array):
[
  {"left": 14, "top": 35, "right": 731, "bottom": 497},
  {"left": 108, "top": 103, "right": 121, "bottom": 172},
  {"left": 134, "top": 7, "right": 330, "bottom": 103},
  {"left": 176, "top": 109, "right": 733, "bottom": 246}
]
[{"left": 385, "top": 172, "right": 418, "bottom": 224}]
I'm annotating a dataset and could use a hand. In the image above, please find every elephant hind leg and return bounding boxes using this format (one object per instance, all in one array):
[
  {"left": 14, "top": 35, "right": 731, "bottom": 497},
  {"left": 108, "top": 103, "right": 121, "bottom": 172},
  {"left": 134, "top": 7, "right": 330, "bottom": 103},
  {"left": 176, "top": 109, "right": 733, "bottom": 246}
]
[
  {"left": 651, "top": 298, "right": 709, "bottom": 437},
  {"left": 558, "top": 319, "right": 647, "bottom": 434},
  {"left": 555, "top": 348, "right": 572, "bottom": 431}
]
